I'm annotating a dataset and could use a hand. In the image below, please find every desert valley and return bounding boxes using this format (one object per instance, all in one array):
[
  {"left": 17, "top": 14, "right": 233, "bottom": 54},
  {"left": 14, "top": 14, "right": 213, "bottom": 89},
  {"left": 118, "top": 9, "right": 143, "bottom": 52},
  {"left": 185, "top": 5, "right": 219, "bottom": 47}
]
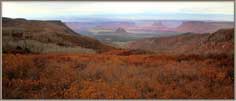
[
  {"left": 2, "top": 17, "right": 234, "bottom": 99},
  {"left": 2, "top": 1, "right": 235, "bottom": 99}
]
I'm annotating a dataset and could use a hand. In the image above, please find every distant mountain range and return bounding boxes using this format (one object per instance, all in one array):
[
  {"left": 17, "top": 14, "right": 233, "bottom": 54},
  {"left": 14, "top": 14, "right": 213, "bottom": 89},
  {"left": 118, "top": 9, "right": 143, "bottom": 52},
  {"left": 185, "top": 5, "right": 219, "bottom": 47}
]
[
  {"left": 65, "top": 20, "right": 234, "bottom": 35},
  {"left": 115, "top": 27, "right": 128, "bottom": 33},
  {"left": 65, "top": 19, "right": 234, "bottom": 49}
]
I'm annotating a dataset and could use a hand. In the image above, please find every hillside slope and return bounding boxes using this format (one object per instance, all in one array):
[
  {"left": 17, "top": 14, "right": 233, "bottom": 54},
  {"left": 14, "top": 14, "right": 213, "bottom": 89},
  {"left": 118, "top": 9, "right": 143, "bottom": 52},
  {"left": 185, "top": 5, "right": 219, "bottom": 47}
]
[
  {"left": 175, "top": 21, "right": 234, "bottom": 33},
  {"left": 2, "top": 18, "right": 234, "bottom": 99},
  {"left": 128, "top": 28, "right": 234, "bottom": 55},
  {"left": 2, "top": 17, "right": 114, "bottom": 53}
]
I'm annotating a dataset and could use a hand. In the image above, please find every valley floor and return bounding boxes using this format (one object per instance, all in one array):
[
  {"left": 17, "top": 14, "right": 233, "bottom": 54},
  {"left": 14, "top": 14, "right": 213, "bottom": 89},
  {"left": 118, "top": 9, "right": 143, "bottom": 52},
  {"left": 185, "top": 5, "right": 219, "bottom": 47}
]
[{"left": 2, "top": 53, "right": 234, "bottom": 99}]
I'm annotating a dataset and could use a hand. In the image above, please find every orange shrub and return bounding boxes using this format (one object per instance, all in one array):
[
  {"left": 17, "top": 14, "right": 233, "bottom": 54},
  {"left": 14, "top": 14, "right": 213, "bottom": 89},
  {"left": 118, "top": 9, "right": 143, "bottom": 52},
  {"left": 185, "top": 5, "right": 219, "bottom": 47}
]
[{"left": 2, "top": 53, "right": 234, "bottom": 99}]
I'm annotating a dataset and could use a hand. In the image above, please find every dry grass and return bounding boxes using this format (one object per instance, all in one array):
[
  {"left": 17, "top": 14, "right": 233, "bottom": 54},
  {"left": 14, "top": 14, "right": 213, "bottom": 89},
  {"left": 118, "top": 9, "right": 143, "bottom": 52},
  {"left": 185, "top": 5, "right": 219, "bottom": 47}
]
[{"left": 2, "top": 53, "right": 234, "bottom": 99}]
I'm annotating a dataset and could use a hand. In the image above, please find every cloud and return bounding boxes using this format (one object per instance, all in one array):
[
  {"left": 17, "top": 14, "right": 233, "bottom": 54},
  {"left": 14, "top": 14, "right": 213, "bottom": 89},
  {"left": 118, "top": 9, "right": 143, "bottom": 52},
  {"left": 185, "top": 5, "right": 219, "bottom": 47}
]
[{"left": 2, "top": 1, "right": 234, "bottom": 21}]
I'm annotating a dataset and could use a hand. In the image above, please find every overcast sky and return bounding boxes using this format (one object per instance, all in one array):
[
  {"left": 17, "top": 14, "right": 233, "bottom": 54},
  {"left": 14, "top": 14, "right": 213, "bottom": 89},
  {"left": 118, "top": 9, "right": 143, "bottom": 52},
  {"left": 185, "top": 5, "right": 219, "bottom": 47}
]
[{"left": 2, "top": 1, "right": 234, "bottom": 21}]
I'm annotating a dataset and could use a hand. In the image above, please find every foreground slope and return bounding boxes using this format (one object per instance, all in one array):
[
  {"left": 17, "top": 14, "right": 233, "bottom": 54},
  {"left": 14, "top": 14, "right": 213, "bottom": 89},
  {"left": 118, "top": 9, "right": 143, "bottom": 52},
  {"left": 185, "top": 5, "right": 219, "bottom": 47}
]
[
  {"left": 128, "top": 29, "right": 234, "bottom": 55},
  {"left": 3, "top": 53, "right": 233, "bottom": 98},
  {"left": 2, "top": 17, "right": 114, "bottom": 53}
]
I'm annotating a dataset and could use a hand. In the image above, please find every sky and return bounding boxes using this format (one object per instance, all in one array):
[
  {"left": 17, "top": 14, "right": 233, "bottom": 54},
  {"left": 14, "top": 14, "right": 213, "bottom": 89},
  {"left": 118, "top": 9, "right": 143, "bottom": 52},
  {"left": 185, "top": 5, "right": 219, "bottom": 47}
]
[{"left": 2, "top": 1, "right": 234, "bottom": 22}]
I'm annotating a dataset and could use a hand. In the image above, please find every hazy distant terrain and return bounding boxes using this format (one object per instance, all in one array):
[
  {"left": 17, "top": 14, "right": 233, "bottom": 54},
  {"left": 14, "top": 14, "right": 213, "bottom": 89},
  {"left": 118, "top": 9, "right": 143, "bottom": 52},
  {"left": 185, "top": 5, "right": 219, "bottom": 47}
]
[{"left": 66, "top": 20, "right": 233, "bottom": 48}]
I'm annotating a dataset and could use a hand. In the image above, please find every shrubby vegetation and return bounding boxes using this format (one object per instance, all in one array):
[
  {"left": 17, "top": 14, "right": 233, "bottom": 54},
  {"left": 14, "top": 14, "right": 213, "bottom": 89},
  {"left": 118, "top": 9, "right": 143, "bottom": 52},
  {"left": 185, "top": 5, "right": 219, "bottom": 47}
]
[
  {"left": 3, "top": 38, "right": 96, "bottom": 54},
  {"left": 2, "top": 27, "right": 97, "bottom": 54},
  {"left": 2, "top": 17, "right": 114, "bottom": 54},
  {"left": 3, "top": 53, "right": 234, "bottom": 99}
]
